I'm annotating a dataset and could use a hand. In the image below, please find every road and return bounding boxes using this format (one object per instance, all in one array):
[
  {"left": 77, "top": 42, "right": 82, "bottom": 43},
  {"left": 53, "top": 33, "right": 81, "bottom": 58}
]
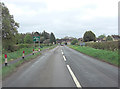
[{"left": 3, "top": 46, "right": 118, "bottom": 87}]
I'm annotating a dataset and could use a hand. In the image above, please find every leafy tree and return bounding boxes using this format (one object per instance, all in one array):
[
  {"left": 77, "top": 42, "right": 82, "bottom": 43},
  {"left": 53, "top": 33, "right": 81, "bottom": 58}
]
[
  {"left": 43, "top": 39, "right": 50, "bottom": 44},
  {"left": 19, "top": 33, "right": 25, "bottom": 44},
  {"left": 42, "top": 30, "right": 50, "bottom": 40},
  {"left": 24, "top": 34, "right": 33, "bottom": 44},
  {"left": 83, "top": 31, "right": 96, "bottom": 42},
  {"left": 50, "top": 32, "right": 56, "bottom": 44},
  {"left": 33, "top": 31, "right": 40, "bottom": 36},
  {"left": 71, "top": 38, "right": 78, "bottom": 45},
  {"left": 98, "top": 34, "right": 106, "bottom": 39},
  {"left": 40, "top": 37, "right": 44, "bottom": 43},
  {"left": 15, "top": 33, "right": 20, "bottom": 44},
  {"left": 15, "top": 33, "right": 25, "bottom": 44},
  {"left": 2, "top": 3, "right": 19, "bottom": 51},
  {"left": 106, "top": 35, "right": 113, "bottom": 41}
]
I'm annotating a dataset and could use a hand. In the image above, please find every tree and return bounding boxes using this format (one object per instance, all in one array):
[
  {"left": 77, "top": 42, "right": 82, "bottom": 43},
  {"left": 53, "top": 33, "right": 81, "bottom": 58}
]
[
  {"left": 15, "top": 33, "right": 20, "bottom": 44},
  {"left": 40, "top": 37, "right": 44, "bottom": 43},
  {"left": 106, "top": 35, "right": 113, "bottom": 41},
  {"left": 2, "top": 3, "right": 19, "bottom": 51},
  {"left": 24, "top": 34, "right": 33, "bottom": 44},
  {"left": 71, "top": 38, "right": 78, "bottom": 45},
  {"left": 83, "top": 31, "right": 96, "bottom": 42},
  {"left": 50, "top": 32, "right": 56, "bottom": 44},
  {"left": 98, "top": 34, "right": 106, "bottom": 39},
  {"left": 42, "top": 30, "right": 50, "bottom": 40},
  {"left": 43, "top": 39, "right": 50, "bottom": 44},
  {"left": 33, "top": 31, "right": 40, "bottom": 36}
]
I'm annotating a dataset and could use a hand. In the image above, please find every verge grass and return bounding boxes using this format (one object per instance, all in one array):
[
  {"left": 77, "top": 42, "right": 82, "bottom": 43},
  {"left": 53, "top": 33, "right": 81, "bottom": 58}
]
[
  {"left": 2, "top": 52, "right": 41, "bottom": 79},
  {"left": 69, "top": 45, "right": 118, "bottom": 66},
  {"left": 2, "top": 45, "right": 57, "bottom": 79},
  {"left": 2, "top": 45, "right": 55, "bottom": 63}
]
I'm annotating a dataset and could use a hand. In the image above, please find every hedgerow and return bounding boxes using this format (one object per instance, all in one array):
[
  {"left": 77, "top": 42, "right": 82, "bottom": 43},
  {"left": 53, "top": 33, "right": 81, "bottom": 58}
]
[{"left": 85, "top": 41, "right": 118, "bottom": 51}]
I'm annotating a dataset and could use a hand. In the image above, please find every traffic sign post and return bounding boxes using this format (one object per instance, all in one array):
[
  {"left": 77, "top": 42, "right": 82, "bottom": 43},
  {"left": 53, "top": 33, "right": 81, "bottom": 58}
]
[
  {"left": 33, "top": 36, "right": 40, "bottom": 42},
  {"left": 33, "top": 36, "right": 40, "bottom": 47}
]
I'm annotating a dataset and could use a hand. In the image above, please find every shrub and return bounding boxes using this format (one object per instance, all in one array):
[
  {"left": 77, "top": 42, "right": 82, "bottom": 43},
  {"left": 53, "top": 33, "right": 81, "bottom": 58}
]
[
  {"left": 85, "top": 41, "right": 118, "bottom": 51},
  {"left": 71, "top": 38, "right": 78, "bottom": 45}
]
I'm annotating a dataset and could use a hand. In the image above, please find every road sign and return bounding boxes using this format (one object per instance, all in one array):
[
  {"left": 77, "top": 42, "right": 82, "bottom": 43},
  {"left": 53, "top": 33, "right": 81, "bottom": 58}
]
[
  {"left": 80, "top": 42, "right": 85, "bottom": 46},
  {"left": 33, "top": 36, "right": 40, "bottom": 42}
]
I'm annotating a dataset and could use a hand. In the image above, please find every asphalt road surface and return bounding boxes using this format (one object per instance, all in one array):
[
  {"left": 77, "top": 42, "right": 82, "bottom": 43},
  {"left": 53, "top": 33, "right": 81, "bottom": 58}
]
[{"left": 3, "top": 46, "right": 118, "bottom": 87}]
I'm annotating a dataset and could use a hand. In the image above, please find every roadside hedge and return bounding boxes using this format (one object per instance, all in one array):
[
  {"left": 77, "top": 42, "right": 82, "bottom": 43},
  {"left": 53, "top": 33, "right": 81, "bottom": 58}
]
[
  {"left": 14, "top": 44, "right": 33, "bottom": 51},
  {"left": 3, "top": 43, "right": 53, "bottom": 53},
  {"left": 85, "top": 41, "right": 118, "bottom": 51}
]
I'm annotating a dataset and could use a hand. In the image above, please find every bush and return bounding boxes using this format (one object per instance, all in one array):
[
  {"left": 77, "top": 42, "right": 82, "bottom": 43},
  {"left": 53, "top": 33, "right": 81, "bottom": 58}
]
[
  {"left": 14, "top": 44, "right": 33, "bottom": 51},
  {"left": 85, "top": 41, "right": 118, "bottom": 51},
  {"left": 71, "top": 38, "right": 78, "bottom": 45}
]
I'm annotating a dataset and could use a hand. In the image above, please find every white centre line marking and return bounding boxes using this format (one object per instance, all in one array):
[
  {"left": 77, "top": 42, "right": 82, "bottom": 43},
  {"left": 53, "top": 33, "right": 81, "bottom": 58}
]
[
  {"left": 63, "top": 55, "right": 66, "bottom": 61},
  {"left": 67, "top": 65, "right": 82, "bottom": 88},
  {"left": 62, "top": 52, "right": 64, "bottom": 55}
]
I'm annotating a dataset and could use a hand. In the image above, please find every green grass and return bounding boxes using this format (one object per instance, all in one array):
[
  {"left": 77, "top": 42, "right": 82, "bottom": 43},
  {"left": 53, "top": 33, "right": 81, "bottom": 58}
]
[
  {"left": 69, "top": 45, "right": 118, "bottom": 66},
  {"left": 2, "top": 45, "right": 55, "bottom": 63},
  {"left": 2, "top": 52, "right": 41, "bottom": 79},
  {"left": 1, "top": 45, "right": 57, "bottom": 79},
  {"left": 2, "top": 47, "right": 33, "bottom": 63}
]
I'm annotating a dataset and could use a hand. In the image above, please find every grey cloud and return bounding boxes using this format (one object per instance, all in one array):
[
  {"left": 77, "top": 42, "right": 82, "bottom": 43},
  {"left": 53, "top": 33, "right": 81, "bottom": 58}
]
[{"left": 6, "top": 1, "right": 117, "bottom": 38}]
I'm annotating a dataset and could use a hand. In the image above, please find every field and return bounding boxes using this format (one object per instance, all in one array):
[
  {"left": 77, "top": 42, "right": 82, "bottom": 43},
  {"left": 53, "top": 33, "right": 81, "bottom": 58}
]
[{"left": 69, "top": 45, "right": 118, "bottom": 66}]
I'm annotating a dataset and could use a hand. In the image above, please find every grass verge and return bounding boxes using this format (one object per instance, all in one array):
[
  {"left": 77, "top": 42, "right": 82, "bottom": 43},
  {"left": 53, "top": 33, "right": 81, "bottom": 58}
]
[
  {"left": 2, "top": 45, "right": 57, "bottom": 79},
  {"left": 2, "top": 52, "right": 41, "bottom": 79},
  {"left": 2, "top": 45, "right": 55, "bottom": 63},
  {"left": 69, "top": 45, "right": 118, "bottom": 66}
]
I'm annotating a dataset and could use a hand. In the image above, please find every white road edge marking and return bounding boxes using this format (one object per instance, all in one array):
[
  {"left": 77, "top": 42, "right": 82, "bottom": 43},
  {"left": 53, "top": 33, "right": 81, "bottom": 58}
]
[
  {"left": 67, "top": 65, "right": 82, "bottom": 88},
  {"left": 63, "top": 55, "right": 66, "bottom": 61}
]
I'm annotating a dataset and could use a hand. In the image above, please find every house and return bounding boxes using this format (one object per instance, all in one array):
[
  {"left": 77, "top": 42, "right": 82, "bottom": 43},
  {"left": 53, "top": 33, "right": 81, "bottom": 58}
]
[
  {"left": 56, "top": 37, "right": 74, "bottom": 45},
  {"left": 96, "top": 37, "right": 106, "bottom": 42},
  {"left": 78, "top": 38, "right": 83, "bottom": 42},
  {"left": 111, "top": 35, "right": 120, "bottom": 41},
  {"left": 67, "top": 41, "right": 71, "bottom": 45}
]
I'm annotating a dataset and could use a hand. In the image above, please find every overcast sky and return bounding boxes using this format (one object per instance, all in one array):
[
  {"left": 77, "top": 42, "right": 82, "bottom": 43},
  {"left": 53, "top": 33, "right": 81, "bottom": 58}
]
[{"left": 1, "top": 0, "right": 119, "bottom": 38}]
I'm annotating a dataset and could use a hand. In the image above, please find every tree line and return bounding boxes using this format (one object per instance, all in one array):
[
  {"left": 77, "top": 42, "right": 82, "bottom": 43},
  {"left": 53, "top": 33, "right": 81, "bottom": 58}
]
[
  {"left": 83, "top": 31, "right": 113, "bottom": 42},
  {"left": 70, "top": 31, "right": 114, "bottom": 45},
  {"left": 15, "top": 31, "right": 56, "bottom": 44},
  {"left": 2, "top": 3, "right": 56, "bottom": 52}
]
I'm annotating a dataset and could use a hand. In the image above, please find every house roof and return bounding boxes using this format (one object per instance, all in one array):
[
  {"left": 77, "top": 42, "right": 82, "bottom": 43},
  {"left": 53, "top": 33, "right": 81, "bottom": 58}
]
[{"left": 111, "top": 35, "right": 120, "bottom": 39}]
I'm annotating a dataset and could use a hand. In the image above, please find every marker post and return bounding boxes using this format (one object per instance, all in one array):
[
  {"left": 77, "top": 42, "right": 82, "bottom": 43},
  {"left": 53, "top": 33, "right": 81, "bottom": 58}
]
[
  {"left": 33, "top": 49, "right": 34, "bottom": 55},
  {"left": 39, "top": 48, "right": 40, "bottom": 52},
  {"left": 4, "top": 54, "right": 7, "bottom": 66},
  {"left": 22, "top": 51, "right": 25, "bottom": 59}
]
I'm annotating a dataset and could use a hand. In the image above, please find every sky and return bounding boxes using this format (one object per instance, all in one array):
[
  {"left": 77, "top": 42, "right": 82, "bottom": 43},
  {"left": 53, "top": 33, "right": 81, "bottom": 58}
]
[{"left": 1, "top": 0, "right": 119, "bottom": 38}]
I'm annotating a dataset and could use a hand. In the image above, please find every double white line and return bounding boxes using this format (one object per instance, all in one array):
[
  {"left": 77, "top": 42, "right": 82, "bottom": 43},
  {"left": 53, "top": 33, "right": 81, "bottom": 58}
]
[{"left": 61, "top": 49, "right": 82, "bottom": 88}]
